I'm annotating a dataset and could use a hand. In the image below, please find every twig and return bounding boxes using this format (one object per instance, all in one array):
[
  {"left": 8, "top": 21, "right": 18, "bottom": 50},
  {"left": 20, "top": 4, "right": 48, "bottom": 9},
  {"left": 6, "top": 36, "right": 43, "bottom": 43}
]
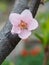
[
  {"left": 0, "top": 0, "right": 41, "bottom": 64},
  {"left": 43, "top": 46, "right": 49, "bottom": 65},
  {"left": 0, "top": 0, "right": 29, "bottom": 64}
]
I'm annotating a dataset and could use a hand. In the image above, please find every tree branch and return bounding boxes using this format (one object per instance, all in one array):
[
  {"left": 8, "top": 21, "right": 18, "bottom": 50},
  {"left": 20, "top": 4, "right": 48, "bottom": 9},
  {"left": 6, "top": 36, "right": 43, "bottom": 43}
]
[
  {"left": 0, "top": 0, "right": 41, "bottom": 64},
  {"left": 0, "top": 0, "right": 29, "bottom": 64},
  {"left": 29, "top": 0, "right": 40, "bottom": 17}
]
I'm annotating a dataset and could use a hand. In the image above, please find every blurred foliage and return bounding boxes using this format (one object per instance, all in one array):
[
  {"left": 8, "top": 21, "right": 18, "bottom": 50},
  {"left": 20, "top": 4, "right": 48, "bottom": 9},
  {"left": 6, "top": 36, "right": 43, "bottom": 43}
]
[
  {"left": 0, "top": 0, "right": 14, "bottom": 3},
  {"left": 35, "top": 12, "right": 49, "bottom": 47},
  {"left": 45, "top": 0, "right": 49, "bottom": 2},
  {"left": 0, "top": 2, "right": 7, "bottom": 12},
  {"left": 41, "top": 0, "right": 49, "bottom": 4},
  {"left": 15, "top": 50, "right": 44, "bottom": 65},
  {"left": 1, "top": 60, "right": 14, "bottom": 65},
  {"left": 15, "top": 45, "right": 44, "bottom": 65},
  {"left": 0, "top": 0, "right": 15, "bottom": 12},
  {"left": 1, "top": 46, "right": 44, "bottom": 65},
  {"left": 1, "top": 60, "right": 10, "bottom": 65}
]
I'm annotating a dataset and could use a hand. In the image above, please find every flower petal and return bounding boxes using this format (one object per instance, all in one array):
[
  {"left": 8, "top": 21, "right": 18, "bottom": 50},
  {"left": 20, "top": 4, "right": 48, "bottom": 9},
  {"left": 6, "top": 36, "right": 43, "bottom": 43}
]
[
  {"left": 9, "top": 13, "right": 21, "bottom": 25},
  {"left": 28, "top": 19, "right": 38, "bottom": 30},
  {"left": 21, "top": 9, "right": 33, "bottom": 23},
  {"left": 11, "top": 26, "right": 21, "bottom": 34},
  {"left": 18, "top": 29, "right": 31, "bottom": 39}
]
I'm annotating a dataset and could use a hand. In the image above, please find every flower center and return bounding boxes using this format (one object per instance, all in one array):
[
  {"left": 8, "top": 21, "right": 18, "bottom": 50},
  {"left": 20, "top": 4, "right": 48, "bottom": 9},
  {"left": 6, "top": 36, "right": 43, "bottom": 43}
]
[{"left": 18, "top": 20, "right": 27, "bottom": 29}]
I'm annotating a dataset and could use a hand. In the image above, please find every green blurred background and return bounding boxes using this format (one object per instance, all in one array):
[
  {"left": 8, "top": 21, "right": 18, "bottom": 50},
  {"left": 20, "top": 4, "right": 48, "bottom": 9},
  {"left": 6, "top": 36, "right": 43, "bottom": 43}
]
[{"left": 0, "top": 0, "right": 49, "bottom": 65}]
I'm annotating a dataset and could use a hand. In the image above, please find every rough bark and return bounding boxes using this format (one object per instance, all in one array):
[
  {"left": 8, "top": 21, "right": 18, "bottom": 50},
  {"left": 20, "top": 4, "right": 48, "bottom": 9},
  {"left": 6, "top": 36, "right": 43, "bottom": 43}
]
[
  {"left": 0, "top": 0, "right": 41, "bottom": 64},
  {"left": 29, "top": 0, "right": 40, "bottom": 17}
]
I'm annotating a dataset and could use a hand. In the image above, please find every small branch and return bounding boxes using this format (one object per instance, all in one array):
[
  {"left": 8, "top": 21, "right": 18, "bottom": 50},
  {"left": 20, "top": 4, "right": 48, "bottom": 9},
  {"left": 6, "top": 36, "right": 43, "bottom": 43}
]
[
  {"left": 0, "top": 0, "right": 41, "bottom": 64},
  {"left": 43, "top": 46, "right": 49, "bottom": 65},
  {"left": 43, "top": 54, "right": 48, "bottom": 65},
  {"left": 0, "top": 0, "right": 29, "bottom": 64}
]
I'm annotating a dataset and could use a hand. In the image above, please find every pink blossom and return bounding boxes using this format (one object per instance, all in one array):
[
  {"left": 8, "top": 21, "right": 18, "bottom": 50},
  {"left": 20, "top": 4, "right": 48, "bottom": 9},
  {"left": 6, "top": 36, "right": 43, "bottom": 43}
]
[{"left": 9, "top": 9, "right": 38, "bottom": 39}]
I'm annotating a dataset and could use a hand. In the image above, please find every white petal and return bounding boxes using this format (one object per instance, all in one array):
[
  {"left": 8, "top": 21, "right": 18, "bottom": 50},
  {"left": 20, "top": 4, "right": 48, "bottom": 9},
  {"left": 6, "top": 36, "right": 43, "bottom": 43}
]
[
  {"left": 9, "top": 13, "right": 21, "bottom": 25},
  {"left": 21, "top": 9, "right": 33, "bottom": 23},
  {"left": 11, "top": 26, "right": 21, "bottom": 34},
  {"left": 18, "top": 29, "right": 31, "bottom": 39},
  {"left": 28, "top": 19, "right": 38, "bottom": 30}
]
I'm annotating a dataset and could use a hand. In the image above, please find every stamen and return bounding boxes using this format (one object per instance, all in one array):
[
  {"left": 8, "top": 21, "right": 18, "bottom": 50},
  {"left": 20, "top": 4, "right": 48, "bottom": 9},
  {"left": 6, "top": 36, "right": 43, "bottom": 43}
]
[{"left": 18, "top": 20, "right": 27, "bottom": 29}]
